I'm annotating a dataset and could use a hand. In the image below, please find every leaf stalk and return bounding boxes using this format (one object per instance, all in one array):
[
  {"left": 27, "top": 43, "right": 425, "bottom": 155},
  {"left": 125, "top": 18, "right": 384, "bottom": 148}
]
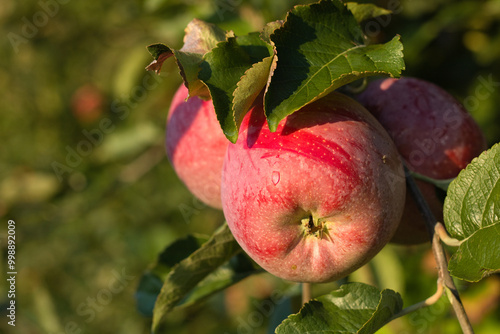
[
  {"left": 389, "top": 279, "right": 444, "bottom": 321},
  {"left": 435, "top": 223, "right": 462, "bottom": 247}
]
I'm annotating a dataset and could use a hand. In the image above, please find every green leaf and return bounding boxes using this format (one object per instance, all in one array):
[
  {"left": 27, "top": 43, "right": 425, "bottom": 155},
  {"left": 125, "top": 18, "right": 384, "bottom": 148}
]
[
  {"left": 232, "top": 56, "right": 274, "bottom": 131},
  {"left": 346, "top": 2, "right": 392, "bottom": 23},
  {"left": 261, "top": 20, "right": 284, "bottom": 44},
  {"left": 151, "top": 223, "right": 241, "bottom": 333},
  {"left": 147, "top": 43, "right": 173, "bottom": 62},
  {"left": 145, "top": 43, "right": 174, "bottom": 74},
  {"left": 178, "top": 252, "right": 261, "bottom": 308},
  {"left": 180, "top": 18, "right": 227, "bottom": 54},
  {"left": 264, "top": 0, "right": 405, "bottom": 131},
  {"left": 173, "top": 50, "right": 208, "bottom": 98},
  {"left": 135, "top": 234, "right": 209, "bottom": 316},
  {"left": 199, "top": 33, "right": 273, "bottom": 142},
  {"left": 444, "top": 143, "right": 500, "bottom": 282},
  {"left": 136, "top": 238, "right": 259, "bottom": 317},
  {"left": 275, "top": 283, "right": 403, "bottom": 334},
  {"left": 146, "top": 19, "right": 227, "bottom": 99}
]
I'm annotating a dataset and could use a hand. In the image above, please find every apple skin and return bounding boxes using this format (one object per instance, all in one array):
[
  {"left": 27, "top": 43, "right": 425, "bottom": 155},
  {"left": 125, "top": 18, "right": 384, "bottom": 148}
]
[
  {"left": 221, "top": 92, "right": 406, "bottom": 283},
  {"left": 166, "top": 84, "right": 229, "bottom": 209},
  {"left": 356, "top": 77, "right": 488, "bottom": 244}
]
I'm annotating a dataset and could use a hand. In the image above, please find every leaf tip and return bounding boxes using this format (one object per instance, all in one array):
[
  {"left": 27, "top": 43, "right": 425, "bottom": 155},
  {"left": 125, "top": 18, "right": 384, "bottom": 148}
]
[
  {"left": 267, "top": 115, "right": 279, "bottom": 132},
  {"left": 225, "top": 131, "right": 238, "bottom": 144},
  {"left": 145, "top": 44, "right": 173, "bottom": 74}
]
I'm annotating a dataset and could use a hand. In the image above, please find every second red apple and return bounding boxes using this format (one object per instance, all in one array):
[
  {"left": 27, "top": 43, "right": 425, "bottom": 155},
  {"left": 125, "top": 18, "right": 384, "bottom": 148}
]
[
  {"left": 357, "top": 77, "right": 488, "bottom": 244},
  {"left": 166, "top": 84, "right": 229, "bottom": 209}
]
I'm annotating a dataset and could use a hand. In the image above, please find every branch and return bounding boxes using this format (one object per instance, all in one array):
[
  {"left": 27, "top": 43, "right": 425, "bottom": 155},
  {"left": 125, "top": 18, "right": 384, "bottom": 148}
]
[{"left": 404, "top": 165, "right": 474, "bottom": 334}]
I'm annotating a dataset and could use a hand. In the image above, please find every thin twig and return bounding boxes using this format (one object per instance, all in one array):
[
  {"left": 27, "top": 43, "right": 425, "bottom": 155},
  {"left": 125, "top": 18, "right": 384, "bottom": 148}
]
[{"left": 404, "top": 165, "right": 474, "bottom": 334}]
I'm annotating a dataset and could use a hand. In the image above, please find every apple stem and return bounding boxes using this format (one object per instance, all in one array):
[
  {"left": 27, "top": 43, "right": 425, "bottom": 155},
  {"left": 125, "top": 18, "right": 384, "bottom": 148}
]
[
  {"left": 404, "top": 164, "right": 475, "bottom": 334},
  {"left": 390, "top": 279, "right": 444, "bottom": 321},
  {"left": 409, "top": 171, "right": 454, "bottom": 191},
  {"left": 302, "top": 283, "right": 312, "bottom": 306},
  {"left": 435, "top": 223, "right": 462, "bottom": 247}
]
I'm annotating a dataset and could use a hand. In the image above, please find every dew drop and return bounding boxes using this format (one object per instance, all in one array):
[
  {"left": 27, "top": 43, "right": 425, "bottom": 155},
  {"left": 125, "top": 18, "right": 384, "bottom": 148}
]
[{"left": 272, "top": 171, "right": 280, "bottom": 185}]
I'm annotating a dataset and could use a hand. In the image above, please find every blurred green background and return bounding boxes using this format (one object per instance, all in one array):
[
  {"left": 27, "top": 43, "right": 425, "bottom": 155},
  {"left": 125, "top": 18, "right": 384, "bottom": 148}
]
[{"left": 0, "top": 0, "right": 499, "bottom": 333}]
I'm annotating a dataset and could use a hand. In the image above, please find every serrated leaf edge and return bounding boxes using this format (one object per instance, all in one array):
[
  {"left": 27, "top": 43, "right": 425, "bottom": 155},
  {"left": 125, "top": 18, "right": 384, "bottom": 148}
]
[
  {"left": 445, "top": 143, "right": 500, "bottom": 238},
  {"left": 264, "top": 28, "right": 404, "bottom": 131},
  {"left": 358, "top": 288, "right": 403, "bottom": 333}
]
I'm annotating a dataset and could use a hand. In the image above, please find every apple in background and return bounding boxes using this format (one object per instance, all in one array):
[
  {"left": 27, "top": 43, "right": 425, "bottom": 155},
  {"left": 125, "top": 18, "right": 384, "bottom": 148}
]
[
  {"left": 356, "top": 77, "right": 488, "bottom": 244},
  {"left": 166, "top": 84, "right": 229, "bottom": 209},
  {"left": 221, "top": 92, "right": 406, "bottom": 283},
  {"left": 71, "top": 84, "right": 105, "bottom": 124}
]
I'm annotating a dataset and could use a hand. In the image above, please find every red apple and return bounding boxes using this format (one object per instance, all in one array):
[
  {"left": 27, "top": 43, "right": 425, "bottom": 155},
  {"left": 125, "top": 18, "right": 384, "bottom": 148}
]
[
  {"left": 356, "top": 77, "right": 488, "bottom": 244},
  {"left": 71, "top": 84, "right": 105, "bottom": 124},
  {"left": 166, "top": 84, "right": 229, "bottom": 209},
  {"left": 221, "top": 92, "right": 406, "bottom": 283}
]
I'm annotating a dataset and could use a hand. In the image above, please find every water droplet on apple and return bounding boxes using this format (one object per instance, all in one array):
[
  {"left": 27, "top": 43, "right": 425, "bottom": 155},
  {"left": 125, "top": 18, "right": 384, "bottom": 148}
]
[{"left": 272, "top": 171, "right": 280, "bottom": 185}]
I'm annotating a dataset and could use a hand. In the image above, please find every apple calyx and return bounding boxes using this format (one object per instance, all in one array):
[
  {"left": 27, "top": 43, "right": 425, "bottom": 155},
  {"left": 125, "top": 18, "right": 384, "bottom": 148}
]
[{"left": 301, "top": 215, "right": 331, "bottom": 240}]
